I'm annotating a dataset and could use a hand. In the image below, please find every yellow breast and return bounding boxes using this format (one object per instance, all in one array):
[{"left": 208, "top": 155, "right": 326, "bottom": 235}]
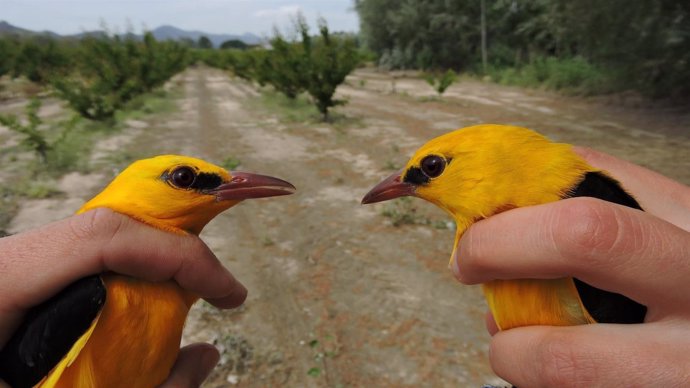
[
  {"left": 41, "top": 276, "right": 196, "bottom": 388},
  {"left": 483, "top": 278, "right": 595, "bottom": 330}
]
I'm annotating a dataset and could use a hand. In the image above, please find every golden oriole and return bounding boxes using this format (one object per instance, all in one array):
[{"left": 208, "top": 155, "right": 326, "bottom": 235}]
[
  {"left": 0, "top": 155, "right": 295, "bottom": 388},
  {"left": 362, "top": 124, "right": 646, "bottom": 330}
]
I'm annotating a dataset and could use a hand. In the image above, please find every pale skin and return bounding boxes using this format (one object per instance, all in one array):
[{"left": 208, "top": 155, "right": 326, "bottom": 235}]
[
  {"left": 0, "top": 208, "right": 248, "bottom": 388},
  {"left": 452, "top": 147, "right": 690, "bottom": 387}
]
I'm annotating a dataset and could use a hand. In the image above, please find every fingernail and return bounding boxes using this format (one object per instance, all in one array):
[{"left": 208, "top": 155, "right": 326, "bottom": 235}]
[{"left": 449, "top": 250, "right": 461, "bottom": 279}]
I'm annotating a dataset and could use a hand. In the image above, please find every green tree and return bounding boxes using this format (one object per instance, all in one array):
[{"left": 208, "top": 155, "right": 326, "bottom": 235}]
[
  {"left": 12, "top": 36, "right": 71, "bottom": 84},
  {"left": 220, "top": 39, "right": 249, "bottom": 50},
  {"left": 0, "top": 38, "right": 19, "bottom": 78},
  {"left": 355, "top": 0, "right": 690, "bottom": 97},
  {"left": 299, "top": 17, "right": 359, "bottom": 121},
  {"left": 256, "top": 30, "right": 307, "bottom": 99},
  {"left": 198, "top": 36, "right": 213, "bottom": 49},
  {"left": 53, "top": 33, "right": 188, "bottom": 120}
]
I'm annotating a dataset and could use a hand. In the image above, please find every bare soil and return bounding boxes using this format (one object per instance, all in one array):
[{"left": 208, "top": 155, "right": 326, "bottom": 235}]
[{"left": 2, "top": 67, "right": 689, "bottom": 387}]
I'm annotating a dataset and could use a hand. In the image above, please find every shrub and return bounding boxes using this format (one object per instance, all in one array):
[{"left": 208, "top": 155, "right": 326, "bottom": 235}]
[
  {"left": 0, "top": 38, "right": 19, "bottom": 78},
  {"left": 424, "top": 69, "right": 457, "bottom": 95},
  {"left": 11, "top": 37, "right": 72, "bottom": 84},
  {"left": 53, "top": 33, "right": 188, "bottom": 121},
  {"left": 299, "top": 18, "right": 359, "bottom": 121},
  {"left": 0, "top": 99, "right": 77, "bottom": 166},
  {"left": 256, "top": 32, "right": 307, "bottom": 99},
  {"left": 488, "top": 56, "right": 614, "bottom": 95}
]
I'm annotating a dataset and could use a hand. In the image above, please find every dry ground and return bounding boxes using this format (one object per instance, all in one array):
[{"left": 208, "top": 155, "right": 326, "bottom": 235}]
[{"left": 1, "top": 67, "right": 689, "bottom": 387}]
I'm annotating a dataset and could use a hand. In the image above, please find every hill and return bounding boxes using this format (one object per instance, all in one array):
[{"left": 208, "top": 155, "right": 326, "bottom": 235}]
[{"left": 0, "top": 20, "right": 261, "bottom": 46}]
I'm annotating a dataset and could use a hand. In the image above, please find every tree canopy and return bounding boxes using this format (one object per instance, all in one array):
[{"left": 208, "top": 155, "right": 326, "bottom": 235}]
[{"left": 355, "top": 0, "right": 690, "bottom": 97}]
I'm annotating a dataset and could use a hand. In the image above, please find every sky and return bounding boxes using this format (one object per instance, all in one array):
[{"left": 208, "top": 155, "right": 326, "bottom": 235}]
[{"left": 0, "top": 0, "right": 360, "bottom": 36}]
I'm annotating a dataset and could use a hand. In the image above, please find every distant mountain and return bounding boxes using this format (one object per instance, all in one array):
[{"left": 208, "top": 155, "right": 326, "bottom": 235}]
[
  {"left": 0, "top": 20, "right": 60, "bottom": 38},
  {"left": 152, "top": 25, "right": 261, "bottom": 47},
  {"left": 0, "top": 21, "right": 262, "bottom": 46}
]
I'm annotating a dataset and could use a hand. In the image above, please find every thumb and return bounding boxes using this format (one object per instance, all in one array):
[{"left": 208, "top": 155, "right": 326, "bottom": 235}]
[{"left": 158, "top": 343, "right": 219, "bottom": 388}]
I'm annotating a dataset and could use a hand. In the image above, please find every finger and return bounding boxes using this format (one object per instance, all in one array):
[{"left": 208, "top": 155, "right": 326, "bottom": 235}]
[
  {"left": 486, "top": 311, "right": 499, "bottom": 336},
  {"left": 0, "top": 209, "right": 246, "bottom": 343},
  {"left": 158, "top": 343, "right": 219, "bottom": 388},
  {"left": 489, "top": 322, "right": 690, "bottom": 387},
  {"left": 574, "top": 146, "right": 690, "bottom": 231},
  {"left": 454, "top": 198, "right": 690, "bottom": 310}
]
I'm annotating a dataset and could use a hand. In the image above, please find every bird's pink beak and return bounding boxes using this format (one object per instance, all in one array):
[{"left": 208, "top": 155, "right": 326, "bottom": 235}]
[
  {"left": 361, "top": 169, "right": 416, "bottom": 204},
  {"left": 210, "top": 172, "right": 296, "bottom": 201}
]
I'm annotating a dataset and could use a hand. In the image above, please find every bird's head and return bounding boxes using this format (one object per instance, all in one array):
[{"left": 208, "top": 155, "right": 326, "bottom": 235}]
[
  {"left": 362, "top": 125, "right": 590, "bottom": 262},
  {"left": 78, "top": 155, "right": 296, "bottom": 235}
]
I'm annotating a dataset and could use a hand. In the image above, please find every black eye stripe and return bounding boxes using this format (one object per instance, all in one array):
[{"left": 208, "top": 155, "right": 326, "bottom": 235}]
[
  {"left": 163, "top": 167, "right": 223, "bottom": 191},
  {"left": 190, "top": 172, "right": 223, "bottom": 190},
  {"left": 403, "top": 167, "right": 430, "bottom": 185}
]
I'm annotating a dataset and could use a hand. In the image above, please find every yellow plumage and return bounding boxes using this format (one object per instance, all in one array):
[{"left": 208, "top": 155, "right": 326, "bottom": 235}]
[
  {"left": 363, "top": 124, "right": 641, "bottom": 330},
  {"left": 34, "top": 155, "right": 294, "bottom": 388}
]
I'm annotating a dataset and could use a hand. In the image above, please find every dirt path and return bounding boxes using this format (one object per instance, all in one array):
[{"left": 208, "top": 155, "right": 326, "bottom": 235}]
[
  {"left": 111, "top": 68, "right": 499, "bottom": 387},
  {"left": 171, "top": 68, "right": 688, "bottom": 387},
  {"left": 4, "top": 66, "right": 688, "bottom": 387}
]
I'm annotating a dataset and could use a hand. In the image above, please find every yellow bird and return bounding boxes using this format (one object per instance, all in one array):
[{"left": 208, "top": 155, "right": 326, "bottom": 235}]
[
  {"left": 0, "top": 155, "right": 295, "bottom": 388},
  {"left": 362, "top": 124, "right": 646, "bottom": 330}
]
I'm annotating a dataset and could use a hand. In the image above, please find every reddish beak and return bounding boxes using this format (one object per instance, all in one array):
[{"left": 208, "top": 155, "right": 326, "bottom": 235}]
[
  {"left": 211, "top": 172, "right": 296, "bottom": 201},
  {"left": 361, "top": 169, "right": 416, "bottom": 204}
]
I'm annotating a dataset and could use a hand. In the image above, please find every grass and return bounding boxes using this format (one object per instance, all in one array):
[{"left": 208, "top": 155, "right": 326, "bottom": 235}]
[
  {"left": 254, "top": 89, "right": 319, "bottom": 123},
  {"left": 115, "top": 88, "right": 178, "bottom": 123},
  {"left": 221, "top": 156, "right": 242, "bottom": 170},
  {"left": 249, "top": 87, "right": 363, "bottom": 129},
  {"left": 486, "top": 56, "right": 617, "bottom": 95},
  {"left": 381, "top": 197, "right": 421, "bottom": 226},
  {"left": 305, "top": 334, "right": 339, "bottom": 378},
  {"left": 381, "top": 197, "right": 451, "bottom": 229},
  {"left": 0, "top": 85, "right": 179, "bottom": 232},
  {"left": 14, "top": 181, "right": 62, "bottom": 199}
]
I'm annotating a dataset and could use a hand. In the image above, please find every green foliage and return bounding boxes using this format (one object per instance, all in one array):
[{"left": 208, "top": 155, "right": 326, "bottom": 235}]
[
  {"left": 205, "top": 16, "right": 360, "bottom": 120},
  {"left": 0, "top": 98, "right": 80, "bottom": 168},
  {"left": 0, "top": 99, "right": 51, "bottom": 162},
  {"left": 381, "top": 197, "right": 421, "bottom": 227},
  {"left": 0, "top": 38, "right": 19, "bottom": 78},
  {"left": 221, "top": 39, "right": 249, "bottom": 50},
  {"left": 9, "top": 36, "right": 72, "bottom": 84},
  {"left": 254, "top": 89, "right": 318, "bottom": 123},
  {"left": 197, "top": 36, "right": 213, "bottom": 49},
  {"left": 356, "top": 0, "right": 690, "bottom": 98},
  {"left": 424, "top": 69, "right": 457, "bottom": 95},
  {"left": 256, "top": 31, "right": 307, "bottom": 99},
  {"left": 298, "top": 17, "right": 360, "bottom": 121},
  {"left": 52, "top": 33, "right": 188, "bottom": 120},
  {"left": 488, "top": 57, "right": 615, "bottom": 94},
  {"left": 15, "top": 181, "right": 62, "bottom": 199},
  {"left": 307, "top": 367, "right": 321, "bottom": 377},
  {"left": 221, "top": 156, "right": 242, "bottom": 170}
]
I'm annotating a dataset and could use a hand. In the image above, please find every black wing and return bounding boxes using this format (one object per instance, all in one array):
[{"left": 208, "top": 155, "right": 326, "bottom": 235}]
[
  {"left": 0, "top": 275, "right": 106, "bottom": 388},
  {"left": 566, "top": 171, "right": 647, "bottom": 324}
]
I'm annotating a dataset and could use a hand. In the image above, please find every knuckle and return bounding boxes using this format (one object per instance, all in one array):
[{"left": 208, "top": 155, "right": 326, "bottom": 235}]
[
  {"left": 553, "top": 198, "right": 621, "bottom": 265},
  {"left": 536, "top": 331, "right": 599, "bottom": 388},
  {"left": 457, "top": 228, "right": 480, "bottom": 282},
  {"left": 68, "top": 208, "right": 119, "bottom": 241}
]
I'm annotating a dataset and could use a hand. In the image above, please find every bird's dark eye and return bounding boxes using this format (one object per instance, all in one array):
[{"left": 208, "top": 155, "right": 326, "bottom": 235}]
[
  {"left": 420, "top": 155, "right": 446, "bottom": 178},
  {"left": 170, "top": 166, "right": 196, "bottom": 188}
]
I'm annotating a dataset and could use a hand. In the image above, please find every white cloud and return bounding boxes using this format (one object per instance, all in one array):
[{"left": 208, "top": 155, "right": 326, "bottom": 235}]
[{"left": 254, "top": 5, "right": 302, "bottom": 18}]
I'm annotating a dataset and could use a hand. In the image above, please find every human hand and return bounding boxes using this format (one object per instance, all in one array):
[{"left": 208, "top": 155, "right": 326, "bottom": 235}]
[
  {"left": 0, "top": 208, "right": 247, "bottom": 387},
  {"left": 451, "top": 148, "right": 690, "bottom": 387}
]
